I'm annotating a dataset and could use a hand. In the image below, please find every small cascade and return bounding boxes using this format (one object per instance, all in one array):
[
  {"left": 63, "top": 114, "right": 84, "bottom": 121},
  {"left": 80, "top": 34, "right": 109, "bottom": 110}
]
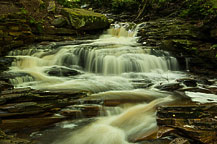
[
  {"left": 59, "top": 46, "right": 179, "bottom": 75},
  {"left": 9, "top": 75, "right": 34, "bottom": 86},
  {"left": 101, "top": 106, "right": 123, "bottom": 116},
  {"left": 107, "top": 23, "right": 137, "bottom": 37},
  {"left": 6, "top": 22, "right": 180, "bottom": 90}
]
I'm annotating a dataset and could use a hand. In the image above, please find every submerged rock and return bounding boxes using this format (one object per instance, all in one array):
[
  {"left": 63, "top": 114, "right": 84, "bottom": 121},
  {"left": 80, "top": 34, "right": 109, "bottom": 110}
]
[
  {"left": 45, "top": 66, "right": 82, "bottom": 77},
  {"left": 61, "top": 8, "right": 109, "bottom": 30}
]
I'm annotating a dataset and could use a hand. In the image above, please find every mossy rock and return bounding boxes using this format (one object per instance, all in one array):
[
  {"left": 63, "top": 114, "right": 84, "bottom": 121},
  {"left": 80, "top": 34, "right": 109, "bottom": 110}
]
[
  {"left": 161, "top": 39, "right": 199, "bottom": 52},
  {"left": 61, "top": 8, "right": 109, "bottom": 30}
]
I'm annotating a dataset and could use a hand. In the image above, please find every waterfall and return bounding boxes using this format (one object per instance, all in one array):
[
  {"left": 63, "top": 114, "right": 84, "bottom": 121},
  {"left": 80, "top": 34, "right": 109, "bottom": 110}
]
[
  {"left": 5, "top": 22, "right": 187, "bottom": 144},
  {"left": 7, "top": 23, "right": 180, "bottom": 91}
]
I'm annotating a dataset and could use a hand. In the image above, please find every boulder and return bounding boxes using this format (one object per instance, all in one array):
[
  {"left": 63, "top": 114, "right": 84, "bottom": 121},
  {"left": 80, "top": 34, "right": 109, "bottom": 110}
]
[{"left": 61, "top": 8, "right": 109, "bottom": 30}]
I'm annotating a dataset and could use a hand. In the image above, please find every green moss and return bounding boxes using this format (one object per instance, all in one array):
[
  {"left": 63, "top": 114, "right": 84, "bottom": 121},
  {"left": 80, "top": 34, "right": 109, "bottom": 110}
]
[{"left": 62, "top": 8, "right": 109, "bottom": 30}]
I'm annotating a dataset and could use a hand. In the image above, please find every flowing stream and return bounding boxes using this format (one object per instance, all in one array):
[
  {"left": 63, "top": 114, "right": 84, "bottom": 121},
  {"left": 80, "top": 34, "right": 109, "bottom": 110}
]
[{"left": 7, "top": 23, "right": 188, "bottom": 144}]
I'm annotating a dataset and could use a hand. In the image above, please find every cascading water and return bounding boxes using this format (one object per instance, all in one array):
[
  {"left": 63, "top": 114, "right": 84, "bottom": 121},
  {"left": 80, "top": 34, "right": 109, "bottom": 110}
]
[{"left": 7, "top": 22, "right": 186, "bottom": 144}]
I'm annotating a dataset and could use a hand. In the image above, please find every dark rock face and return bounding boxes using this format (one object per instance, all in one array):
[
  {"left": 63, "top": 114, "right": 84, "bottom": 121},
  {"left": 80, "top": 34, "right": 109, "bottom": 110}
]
[
  {"left": 157, "top": 104, "right": 217, "bottom": 144},
  {"left": 137, "top": 18, "right": 217, "bottom": 74}
]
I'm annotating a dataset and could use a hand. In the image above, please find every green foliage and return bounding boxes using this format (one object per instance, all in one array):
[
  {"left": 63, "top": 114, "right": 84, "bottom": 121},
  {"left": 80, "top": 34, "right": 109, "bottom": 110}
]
[{"left": 180, "top": 0, "right": 217, "bottom": 19}]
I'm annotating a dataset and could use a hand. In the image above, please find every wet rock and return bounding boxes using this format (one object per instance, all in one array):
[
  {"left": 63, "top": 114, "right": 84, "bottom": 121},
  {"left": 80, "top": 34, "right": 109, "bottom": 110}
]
[
  {"left": 60, "top": 109, "right": 81, "bottom": 117},
  {"left": 0, "top": 88, "right": 87, "bottom": 120},
  {"left": 61, "top": 8, "right": 109, "bottom": 30},
  {"left": 59, "top": 104, "right": 102, "bottom": 118},
  {"left": 155, "top": 83, "right": 183, "bottom": 91},
  {"left": 0, "top": 88, "right": 87, "bottom": 103},
  {"left": 157, "top": 104, "right": 217, "bottom": 144},
  {"left": 138, "top": 139, "right": 171, "bottom": 144},
  {"left": 1, "top": 102, "right": 52, "bottom": 113},
  {"left": 0, "top": 81, "right": 14, "bottom": 91},
  {"left": 0, "top": 117, "right": 64, "bottom": 133},
  {"left": 0, "top": 57, "right": 14, "bottom": 72},
  {"left": 176, "top": 78, "right": 197, "bottom": 87},
  {"left": 73, "top": 104, "right": 101, "bottom": 117},
  {"left": 132, "top": 79, "right": 153, "bottom": 88},
  {"left": 178, "top": 87, "right": 213, "bottom": 94},
  {"left": 45, "top": 66, "right": 82, "bottom": 77},
  {"left": 197, "top": 78, "right": 215, "bottom": 85}
]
